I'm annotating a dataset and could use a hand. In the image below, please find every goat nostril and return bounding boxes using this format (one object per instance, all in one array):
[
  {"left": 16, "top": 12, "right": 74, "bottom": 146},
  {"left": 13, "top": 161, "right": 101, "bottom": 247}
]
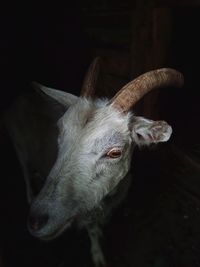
[{"left": 28, "top": 214, "right": 49, "bottom": 231}]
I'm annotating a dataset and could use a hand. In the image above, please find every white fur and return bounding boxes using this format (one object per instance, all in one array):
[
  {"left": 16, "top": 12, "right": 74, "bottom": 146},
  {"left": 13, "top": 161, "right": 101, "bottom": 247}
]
[{"left": 5, "top": 85, "right": 173, "bottom": 266}]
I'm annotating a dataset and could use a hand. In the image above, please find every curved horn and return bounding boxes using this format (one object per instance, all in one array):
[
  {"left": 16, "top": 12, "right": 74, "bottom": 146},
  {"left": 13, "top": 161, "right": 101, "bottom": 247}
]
[
  {"left": 80, "top": 57, "right": 101, "bottom": 98},
  {"left": 110, "top": 68, "right": 184, "bottom": 112}
]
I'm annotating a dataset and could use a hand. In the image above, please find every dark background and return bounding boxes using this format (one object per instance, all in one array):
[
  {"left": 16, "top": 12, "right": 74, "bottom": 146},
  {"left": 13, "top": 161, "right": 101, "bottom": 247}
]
[{"left": 1, "top": 1, "right": 200, "bottom": 267}]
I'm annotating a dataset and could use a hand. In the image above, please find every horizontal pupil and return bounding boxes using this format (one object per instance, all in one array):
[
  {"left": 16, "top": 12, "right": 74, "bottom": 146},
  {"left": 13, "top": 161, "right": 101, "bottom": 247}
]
[
  {"left": 112, "top": 152, "right": 120, "bottom": 155},
  {"left": 109, "top": 150, "right": 121, "bottom": 157}
]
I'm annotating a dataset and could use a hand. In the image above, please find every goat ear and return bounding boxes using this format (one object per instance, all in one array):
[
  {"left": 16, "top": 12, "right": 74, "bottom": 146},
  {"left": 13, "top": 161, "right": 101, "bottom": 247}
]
[
  {"left": 131, "top": 116, "right": 172, "bottom": 146},
  {"left": 32, "top": 82, "right": 78, "bottom": 107}
]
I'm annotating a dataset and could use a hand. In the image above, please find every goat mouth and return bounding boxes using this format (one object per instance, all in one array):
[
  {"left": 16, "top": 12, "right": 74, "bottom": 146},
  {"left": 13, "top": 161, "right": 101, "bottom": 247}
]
[{"left": 39, "top": 216, "right": 76, "bottom": 241}]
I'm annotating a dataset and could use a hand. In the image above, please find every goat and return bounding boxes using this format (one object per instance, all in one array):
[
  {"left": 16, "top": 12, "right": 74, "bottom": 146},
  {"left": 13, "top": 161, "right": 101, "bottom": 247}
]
[{"left": 4, "top": 58, "right": 184, "bottom": 266}]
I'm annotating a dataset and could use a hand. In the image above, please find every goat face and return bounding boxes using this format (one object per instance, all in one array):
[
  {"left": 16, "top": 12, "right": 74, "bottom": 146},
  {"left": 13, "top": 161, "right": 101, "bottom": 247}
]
[
  {"left": 28, "top": 90, "right": 172, "bottom": 240},
  {"left": 28, "top": 61, "right": 183, "bottom": 240}
]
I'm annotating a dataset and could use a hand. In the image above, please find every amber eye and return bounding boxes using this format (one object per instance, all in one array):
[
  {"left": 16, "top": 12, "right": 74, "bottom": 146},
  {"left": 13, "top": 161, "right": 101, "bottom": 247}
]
[{"left": 106, "top": 148, "right": 122, "bottom": 158}]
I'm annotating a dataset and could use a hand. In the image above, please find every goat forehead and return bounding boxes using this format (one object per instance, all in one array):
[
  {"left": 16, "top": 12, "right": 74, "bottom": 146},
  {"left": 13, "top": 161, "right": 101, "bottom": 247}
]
[
  {"left": 58, "top": 98, "right": 130, "bottom": 149},
  {"left": 83, "top": 106, "right": 131, "bottom": 145}
]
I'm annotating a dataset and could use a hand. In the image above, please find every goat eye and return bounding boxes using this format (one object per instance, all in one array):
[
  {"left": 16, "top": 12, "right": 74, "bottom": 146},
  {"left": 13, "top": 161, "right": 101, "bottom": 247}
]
[{"left": 106, "top": 148, "right": 122, "bottom": 158}]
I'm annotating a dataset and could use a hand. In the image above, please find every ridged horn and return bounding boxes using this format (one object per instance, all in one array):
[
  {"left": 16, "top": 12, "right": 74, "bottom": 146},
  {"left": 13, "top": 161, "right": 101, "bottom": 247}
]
[
  {"left": 110, "top": 68, "right": 184, "bottom": 112},
  {"left": 80, "top": 57, "right": 101, "bottom": 98}
]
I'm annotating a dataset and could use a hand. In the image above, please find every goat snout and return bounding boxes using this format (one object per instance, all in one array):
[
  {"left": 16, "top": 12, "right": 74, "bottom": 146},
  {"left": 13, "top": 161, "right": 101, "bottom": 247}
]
[{"left": 28, "top": 211, "right": 49, "bottom": 232}]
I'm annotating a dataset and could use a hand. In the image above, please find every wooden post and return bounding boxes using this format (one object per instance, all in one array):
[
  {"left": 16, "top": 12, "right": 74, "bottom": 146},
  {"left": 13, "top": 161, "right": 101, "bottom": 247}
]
[
  {"left": 142, "top": 7, "right": 172, "bottom": 119},
  {"left": 130, "top": 1, "right": 172, "bottom": 119}
]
